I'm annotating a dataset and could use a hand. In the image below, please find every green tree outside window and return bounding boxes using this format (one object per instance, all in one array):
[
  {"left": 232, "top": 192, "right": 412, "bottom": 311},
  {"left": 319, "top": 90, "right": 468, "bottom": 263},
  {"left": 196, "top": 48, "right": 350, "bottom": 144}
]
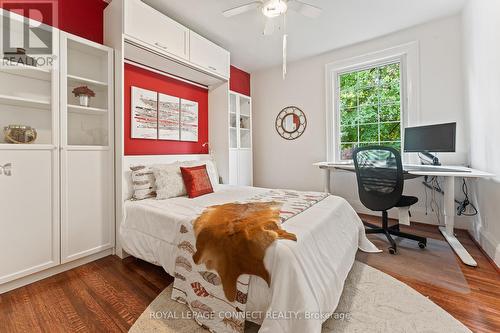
[{"left": 339, "top": 63, "right": 402, "bottom": 160}]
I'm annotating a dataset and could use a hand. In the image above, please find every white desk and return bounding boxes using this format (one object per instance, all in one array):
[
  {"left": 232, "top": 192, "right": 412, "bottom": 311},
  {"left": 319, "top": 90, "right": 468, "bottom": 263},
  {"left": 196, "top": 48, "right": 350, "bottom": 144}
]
[{"left": 314, "top": 162, "right": 494, "bottom": 267}]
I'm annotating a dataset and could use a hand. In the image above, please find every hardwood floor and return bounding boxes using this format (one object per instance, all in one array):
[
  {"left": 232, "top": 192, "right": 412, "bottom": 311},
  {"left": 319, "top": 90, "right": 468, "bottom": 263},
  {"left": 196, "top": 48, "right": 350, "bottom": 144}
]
[
  {"left": 0, "top": 256, "right": 172, "bottom": 333},
  {"left": 357, "top": 214, "right": 500, "bottom": 333},
  {"left": 0, "top": 218, "right": 499, "bottom": 333}
]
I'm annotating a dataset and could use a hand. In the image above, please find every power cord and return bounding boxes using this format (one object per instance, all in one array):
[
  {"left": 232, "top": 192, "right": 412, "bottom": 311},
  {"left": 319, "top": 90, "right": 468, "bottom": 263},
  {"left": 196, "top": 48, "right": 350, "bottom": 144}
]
[
  {"left": 424, "top": 176, "right": 429, "bottom": 216},
  {"left": 456, "top": 179, "right": 478, "bottom": 216},
  {"left": 422, "top": 176, "right": 442, "bottom": 225},
  {"left": 421, "top": 176, "right": 478, "bottom": 219}
]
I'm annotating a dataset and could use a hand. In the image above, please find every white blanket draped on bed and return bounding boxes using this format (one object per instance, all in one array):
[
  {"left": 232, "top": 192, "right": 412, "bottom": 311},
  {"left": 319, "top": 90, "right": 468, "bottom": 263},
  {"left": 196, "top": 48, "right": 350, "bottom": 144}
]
[{"left": 120, "top": 185, "right": 380, "bottom": 333}]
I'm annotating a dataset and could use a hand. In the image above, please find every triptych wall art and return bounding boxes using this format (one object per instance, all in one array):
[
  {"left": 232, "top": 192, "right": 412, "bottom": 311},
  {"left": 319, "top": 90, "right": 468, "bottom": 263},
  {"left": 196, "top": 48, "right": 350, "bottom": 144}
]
[{"left": 131, "top": 86, "right": 199, "bottom": 142}]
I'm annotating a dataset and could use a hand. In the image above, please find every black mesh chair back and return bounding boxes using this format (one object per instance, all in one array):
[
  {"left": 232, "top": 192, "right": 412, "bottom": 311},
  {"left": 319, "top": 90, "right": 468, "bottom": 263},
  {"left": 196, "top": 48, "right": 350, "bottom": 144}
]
[{"left": 353, "top": 146, "right": 404, "bottom": 211}]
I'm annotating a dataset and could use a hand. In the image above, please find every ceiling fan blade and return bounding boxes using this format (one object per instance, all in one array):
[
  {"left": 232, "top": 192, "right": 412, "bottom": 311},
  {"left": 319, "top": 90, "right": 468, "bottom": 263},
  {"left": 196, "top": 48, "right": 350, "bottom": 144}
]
[
  {"left": 263, "top": 17, "right": 276, "bottom": 36},
  {"left": 288, "top": 0, "right": 322, "bottom": 18},
  {"left": 222, "top": 1, "right": 261, "bottom": 17}
]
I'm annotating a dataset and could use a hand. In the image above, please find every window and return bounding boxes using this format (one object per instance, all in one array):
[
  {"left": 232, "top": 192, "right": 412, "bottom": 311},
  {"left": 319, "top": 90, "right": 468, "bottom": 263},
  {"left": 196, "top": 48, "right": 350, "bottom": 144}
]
[
  {"left": 326, "top": 43, "right": 419, "bottom": 163},
  {"left": 338, "top": 62, "right": 402, "bottom": 160}
]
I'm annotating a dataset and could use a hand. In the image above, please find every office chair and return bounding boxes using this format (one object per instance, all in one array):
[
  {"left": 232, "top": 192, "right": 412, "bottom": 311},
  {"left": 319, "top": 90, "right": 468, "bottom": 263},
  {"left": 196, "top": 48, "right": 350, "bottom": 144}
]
[{"left": 353, "top": 146, "right": 427, "bottom": 254}]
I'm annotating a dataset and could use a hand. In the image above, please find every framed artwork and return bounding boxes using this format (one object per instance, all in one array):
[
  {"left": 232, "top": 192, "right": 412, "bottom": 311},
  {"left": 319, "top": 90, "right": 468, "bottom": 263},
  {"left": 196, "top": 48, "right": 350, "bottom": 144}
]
[
  {"left": 158, "top": 93, "right": 180, "bottom": 140},
  {"left": 180, "top": 99, "right": 199, "bottom": 142},
  {"left": 131, "top": 87, "right": 158, "bottom": 139}
]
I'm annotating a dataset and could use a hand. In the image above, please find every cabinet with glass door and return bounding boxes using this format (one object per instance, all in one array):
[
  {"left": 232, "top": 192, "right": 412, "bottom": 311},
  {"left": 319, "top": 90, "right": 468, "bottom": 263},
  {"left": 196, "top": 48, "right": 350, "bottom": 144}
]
[
  {"left": 228, "top": 91, "right": 252, "bottom": 186},
  {"left": 59, "top": 32, "right": 114, "bottom": 264}
]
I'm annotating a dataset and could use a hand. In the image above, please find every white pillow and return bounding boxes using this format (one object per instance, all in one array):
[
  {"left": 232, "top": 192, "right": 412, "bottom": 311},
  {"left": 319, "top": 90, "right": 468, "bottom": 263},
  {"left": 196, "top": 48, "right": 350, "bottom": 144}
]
[
  {"left": 130, "top": 165, "right": 156, "bottom": 200},
  {"left": 153, "top": 159, "right": 219, "bottom": 200},
  {"left": 152, "top": 162, "right": 185, "bottom": 200}
]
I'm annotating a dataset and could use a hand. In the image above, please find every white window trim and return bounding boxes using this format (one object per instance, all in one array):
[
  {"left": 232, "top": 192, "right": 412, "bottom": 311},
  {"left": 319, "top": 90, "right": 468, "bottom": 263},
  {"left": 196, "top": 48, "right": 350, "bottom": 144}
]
[{"left": 325, "top": 42, "right": 420, "bottom": 163}]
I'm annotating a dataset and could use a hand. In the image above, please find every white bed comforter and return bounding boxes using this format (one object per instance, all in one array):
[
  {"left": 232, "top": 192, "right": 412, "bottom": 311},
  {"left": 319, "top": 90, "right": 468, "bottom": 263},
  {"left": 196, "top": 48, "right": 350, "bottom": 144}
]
[{"left": 121, "top": 185, "right": 380, "bottom": 333}]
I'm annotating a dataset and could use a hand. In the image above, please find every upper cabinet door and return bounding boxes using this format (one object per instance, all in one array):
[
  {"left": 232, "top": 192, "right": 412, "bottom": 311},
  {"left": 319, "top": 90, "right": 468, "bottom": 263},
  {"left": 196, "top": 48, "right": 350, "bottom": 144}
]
[
  {"left": 190, "top": 31, "right": 230, "bottom": 78},
  {"left": 124, "top": 0, "right": 189, "bottom": 60}
]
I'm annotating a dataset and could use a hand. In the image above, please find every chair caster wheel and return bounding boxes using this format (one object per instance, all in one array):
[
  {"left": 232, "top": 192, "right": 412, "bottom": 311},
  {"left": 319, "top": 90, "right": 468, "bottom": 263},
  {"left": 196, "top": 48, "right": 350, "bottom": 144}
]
[
  {"left": 418, "top": 242, "right": 426, "bottom": 249},
  {"left": 388, "top": 247, "right": 396, "bottom": 254}
]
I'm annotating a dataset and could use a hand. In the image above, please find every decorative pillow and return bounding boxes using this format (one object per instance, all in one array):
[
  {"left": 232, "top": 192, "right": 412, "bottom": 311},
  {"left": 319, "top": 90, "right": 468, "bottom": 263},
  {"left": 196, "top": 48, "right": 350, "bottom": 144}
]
[
  {"left": 152, "top": 162, "right": 186, "bottom": 200},
  {"left": 153, "top": 159, "right": 220, "bottom": 200},
  {"left": 130, "top": 165, "right": 156, "bottom": 200},
  {"left": 183, "top": 159, "right": 220, "bottom": 189},
  {"left": 180, "top": 164, "right": 214, "bottom": 198}
]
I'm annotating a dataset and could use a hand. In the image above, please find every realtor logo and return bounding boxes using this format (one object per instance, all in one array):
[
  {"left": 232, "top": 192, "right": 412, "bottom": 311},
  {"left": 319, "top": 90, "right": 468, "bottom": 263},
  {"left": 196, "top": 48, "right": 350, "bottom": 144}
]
[{"left": 1, "top": 1, "right": 54, "bottom": 67}]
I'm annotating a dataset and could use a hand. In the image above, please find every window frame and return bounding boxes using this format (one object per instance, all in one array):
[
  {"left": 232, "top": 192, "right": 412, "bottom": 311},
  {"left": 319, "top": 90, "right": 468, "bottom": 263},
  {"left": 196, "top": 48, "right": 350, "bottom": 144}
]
[
  {"left": 325, "top": 42, "right": 420, "bottom": 164},
  {"left": 337, "top": 60, "right": 403, "bottom": 161}
]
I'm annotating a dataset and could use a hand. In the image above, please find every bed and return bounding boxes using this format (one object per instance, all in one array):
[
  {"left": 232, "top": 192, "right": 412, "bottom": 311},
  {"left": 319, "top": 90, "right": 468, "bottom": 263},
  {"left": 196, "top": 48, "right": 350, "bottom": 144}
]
[{"left": 120, "top": 184, "right": 380, "bottom": 333}]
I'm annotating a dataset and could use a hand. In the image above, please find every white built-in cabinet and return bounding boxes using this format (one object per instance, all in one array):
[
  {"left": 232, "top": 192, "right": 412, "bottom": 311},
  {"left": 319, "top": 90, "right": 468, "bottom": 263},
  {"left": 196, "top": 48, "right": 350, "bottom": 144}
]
[
  {"left": 229, "top": 92, "right": 253, "bottom": 186},
  {"left": 124, "top": 0, "right": 189, "bottom": 60},
  {"left": 122, "top": 0, "right": 230, "bottom": 82},
  {"left": 0, "top": 11, "right": 60, "bottom": 286},
  {"left": 60, "top": 33, "right": 114, "bottom": 264},
  {"left": 190, "top": 32, "right": 231, "bottom": 78},
  {"left": 0, "top": 150, "right": 59, "bottom": 285},
  {"left": 0, "top": 9, "right": 114, "bottom": 291}
]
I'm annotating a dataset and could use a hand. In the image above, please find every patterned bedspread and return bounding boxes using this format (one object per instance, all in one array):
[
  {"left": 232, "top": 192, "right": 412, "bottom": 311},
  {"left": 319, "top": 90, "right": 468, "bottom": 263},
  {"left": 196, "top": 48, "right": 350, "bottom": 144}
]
[{"left": 171, "top": 190, "right": 329, "bottom": 333}]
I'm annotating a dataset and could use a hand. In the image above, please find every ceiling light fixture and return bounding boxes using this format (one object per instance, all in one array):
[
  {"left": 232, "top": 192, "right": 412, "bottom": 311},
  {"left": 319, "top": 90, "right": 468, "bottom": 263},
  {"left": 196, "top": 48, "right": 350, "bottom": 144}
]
[
  {"left": 262, "top": 0, "right": 288, "bottom": 18},
  {"left": 222, "top": 0, "right": 323, "bottom": 80}
]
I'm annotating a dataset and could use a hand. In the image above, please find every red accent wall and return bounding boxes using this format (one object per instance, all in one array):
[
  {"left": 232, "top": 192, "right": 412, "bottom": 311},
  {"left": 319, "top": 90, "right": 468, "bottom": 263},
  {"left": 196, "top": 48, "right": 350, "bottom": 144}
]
[
  {"left": 59, "top": 0, "right": 107, "bottom": 44},
  {"left": 0, "top": 0, "right": 107, "bottom": 44},
  {"left": 230, "top": 66, "right": 251, "bottom": 96},
  {"left": 124, "top": 63, "right": 209, "bottom": 156}
]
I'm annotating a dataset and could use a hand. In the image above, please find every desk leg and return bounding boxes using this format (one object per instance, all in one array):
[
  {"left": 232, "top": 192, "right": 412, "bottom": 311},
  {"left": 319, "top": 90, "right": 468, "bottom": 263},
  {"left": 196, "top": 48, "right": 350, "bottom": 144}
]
[
  {"left": 439, "top": 176, "right": 478, "bottom": 267},
  {"left": 323, "top": 168, "right": 331, "bottom": 193}
]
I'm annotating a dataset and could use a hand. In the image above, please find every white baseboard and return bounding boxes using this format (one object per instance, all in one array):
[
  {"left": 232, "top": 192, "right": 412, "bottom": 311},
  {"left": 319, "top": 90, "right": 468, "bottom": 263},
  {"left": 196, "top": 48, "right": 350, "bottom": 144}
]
[
  {"left": 115, "top": 247, "right": 131, "bottom": 259},
  {"left": 0, "top": 249, "right": 114, "bottom": 294},
  {"left": 469, "top": 226, "right": 500, "bottom": 268}
]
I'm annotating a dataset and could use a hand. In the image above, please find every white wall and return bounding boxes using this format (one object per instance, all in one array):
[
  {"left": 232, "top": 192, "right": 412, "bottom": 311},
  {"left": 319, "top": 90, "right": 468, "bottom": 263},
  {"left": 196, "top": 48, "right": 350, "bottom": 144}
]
[
  {"left": 251, "top": 15, "right": 470, "bottom": 227},
  {"left": 462, "top": 0, "right": 500, "bottom": 266}
]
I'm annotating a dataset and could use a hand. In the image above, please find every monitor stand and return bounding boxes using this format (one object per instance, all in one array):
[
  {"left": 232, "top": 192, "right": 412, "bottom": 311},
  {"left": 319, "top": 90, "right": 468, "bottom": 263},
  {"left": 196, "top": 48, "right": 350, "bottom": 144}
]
[{"left": 421, "top": 151, "right": 441, "bottom": 166}]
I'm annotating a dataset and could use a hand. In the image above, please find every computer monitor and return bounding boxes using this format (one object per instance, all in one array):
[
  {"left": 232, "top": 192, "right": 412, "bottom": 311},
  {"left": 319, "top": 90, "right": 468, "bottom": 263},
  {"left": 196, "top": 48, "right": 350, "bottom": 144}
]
[{"left": 404, "top": 122, "right": 456, "bottom": 165}]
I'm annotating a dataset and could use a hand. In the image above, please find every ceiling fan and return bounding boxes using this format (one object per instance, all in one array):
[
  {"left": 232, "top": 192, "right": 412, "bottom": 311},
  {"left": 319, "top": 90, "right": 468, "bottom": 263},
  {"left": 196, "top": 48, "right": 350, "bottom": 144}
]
[
  {"left": 223, "top": 0, "right": 322, "bottom": 20},
  {"left": 223, "top": 0, "right": 321, "bottom": 19},
  {"left": 222, "top": 0, "right": 323, "bottom": 79}
]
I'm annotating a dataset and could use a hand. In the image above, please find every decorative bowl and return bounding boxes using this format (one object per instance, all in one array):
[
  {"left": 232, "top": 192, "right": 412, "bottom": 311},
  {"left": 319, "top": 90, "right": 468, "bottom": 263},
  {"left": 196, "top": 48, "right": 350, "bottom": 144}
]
[{"left": 4, "top": 125, "right": 37, "bottom": 144}]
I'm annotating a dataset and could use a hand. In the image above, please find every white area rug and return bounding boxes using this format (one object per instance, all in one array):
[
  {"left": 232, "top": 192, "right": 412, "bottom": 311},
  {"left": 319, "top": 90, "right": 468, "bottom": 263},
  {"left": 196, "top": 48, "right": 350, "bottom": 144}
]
[{"left": 129, "top": 261, "right": 471, "bottom": 333}]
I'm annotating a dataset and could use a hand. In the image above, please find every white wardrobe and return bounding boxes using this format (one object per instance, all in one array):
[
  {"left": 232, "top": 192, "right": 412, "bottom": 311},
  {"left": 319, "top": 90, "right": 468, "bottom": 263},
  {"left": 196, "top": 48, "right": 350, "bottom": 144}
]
[{"left": 0, "top": 10, "right": 114, "bottom": 292}]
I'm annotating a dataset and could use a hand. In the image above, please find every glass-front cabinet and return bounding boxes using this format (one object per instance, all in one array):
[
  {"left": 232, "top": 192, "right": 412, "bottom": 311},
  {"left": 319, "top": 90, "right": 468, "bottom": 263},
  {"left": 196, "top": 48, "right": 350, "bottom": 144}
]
[
  {"left": 59, "top": 32, "right": 114, "bottom": 264},
  {"left": 228, "top": 91, "right": 252, "bottom": 186},
  {"left": 229, "top": 92, "right": 252, "bottom": 149},
  {"left": 62, "top": 36, "right": 112, "bottom": 147}
]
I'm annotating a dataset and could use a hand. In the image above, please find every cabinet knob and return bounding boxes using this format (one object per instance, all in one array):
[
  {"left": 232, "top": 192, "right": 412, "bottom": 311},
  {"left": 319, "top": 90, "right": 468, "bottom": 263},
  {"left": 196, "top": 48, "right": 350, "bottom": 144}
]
[
  {"left": 0, "top": 163, "right": 12, "bottom": 176},
  {"left": 208, "top": 66, "right": 217, "bottom": 71}
]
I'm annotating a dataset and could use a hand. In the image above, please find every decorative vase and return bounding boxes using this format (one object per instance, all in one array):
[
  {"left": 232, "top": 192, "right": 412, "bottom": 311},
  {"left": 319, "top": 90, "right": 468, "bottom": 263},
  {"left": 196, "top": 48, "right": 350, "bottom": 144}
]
[{"left": 79, "top": 95, "right": 90, "bottom": 107}]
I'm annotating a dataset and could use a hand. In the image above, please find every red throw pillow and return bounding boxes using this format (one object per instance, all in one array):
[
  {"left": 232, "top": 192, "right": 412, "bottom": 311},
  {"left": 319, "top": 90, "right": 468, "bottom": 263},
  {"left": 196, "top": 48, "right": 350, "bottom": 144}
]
[{"left": 180, "top": 164, "right": 214, "bottom": 198}]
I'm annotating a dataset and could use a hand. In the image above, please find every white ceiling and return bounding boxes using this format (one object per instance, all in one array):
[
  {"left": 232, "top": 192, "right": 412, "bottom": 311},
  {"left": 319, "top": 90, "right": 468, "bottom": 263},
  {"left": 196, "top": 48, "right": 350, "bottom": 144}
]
[{"left": 143, "top": 0, "right": 467, "bottom": 72}]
